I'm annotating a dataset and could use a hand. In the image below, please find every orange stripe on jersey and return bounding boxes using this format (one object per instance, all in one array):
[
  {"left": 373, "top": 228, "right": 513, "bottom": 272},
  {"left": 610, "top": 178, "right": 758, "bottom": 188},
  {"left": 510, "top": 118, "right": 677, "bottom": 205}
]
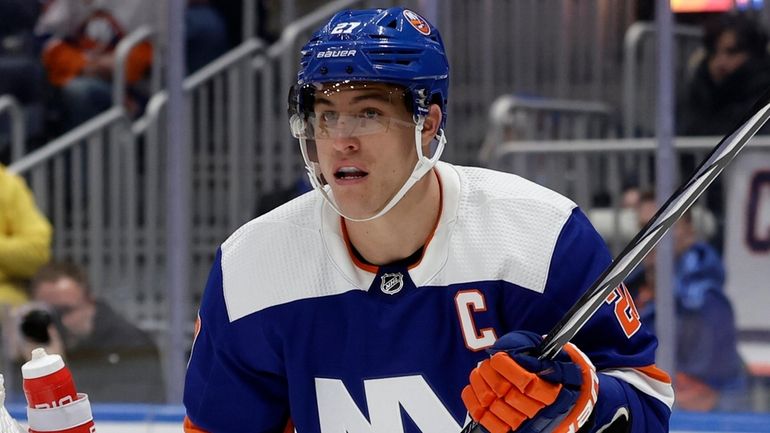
[
  {"left": 636, "top": 365, "right": 672, "bottom": 383},
  {"left": 184, "top": 416, "right": 209, "bottom": 433}
]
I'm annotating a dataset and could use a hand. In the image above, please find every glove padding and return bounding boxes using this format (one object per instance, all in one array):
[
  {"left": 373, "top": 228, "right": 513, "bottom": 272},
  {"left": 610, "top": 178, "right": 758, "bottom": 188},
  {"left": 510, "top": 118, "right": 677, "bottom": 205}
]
[{"left": 461, "top": 331, "right": 598, "bottom": 433}]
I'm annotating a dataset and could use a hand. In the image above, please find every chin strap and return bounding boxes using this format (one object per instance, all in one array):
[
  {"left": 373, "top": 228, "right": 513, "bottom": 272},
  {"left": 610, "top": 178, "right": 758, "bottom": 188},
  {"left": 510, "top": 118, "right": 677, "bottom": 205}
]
[{"left": 301, "top": 117, "right": 446, "bottom": 222}]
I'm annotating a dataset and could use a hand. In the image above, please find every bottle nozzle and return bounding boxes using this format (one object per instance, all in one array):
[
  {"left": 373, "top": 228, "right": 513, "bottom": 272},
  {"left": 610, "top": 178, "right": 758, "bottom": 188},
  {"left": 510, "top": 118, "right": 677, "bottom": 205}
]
[{"left": 31, "top": 348, "right": 48, "bottom": 360}]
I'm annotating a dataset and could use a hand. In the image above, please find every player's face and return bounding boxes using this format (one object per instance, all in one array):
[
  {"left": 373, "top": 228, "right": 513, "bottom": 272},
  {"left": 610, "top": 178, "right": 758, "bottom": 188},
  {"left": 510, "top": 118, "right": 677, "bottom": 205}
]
[{"left": 311, "top": 83, "right": 417, "bottom": 218}]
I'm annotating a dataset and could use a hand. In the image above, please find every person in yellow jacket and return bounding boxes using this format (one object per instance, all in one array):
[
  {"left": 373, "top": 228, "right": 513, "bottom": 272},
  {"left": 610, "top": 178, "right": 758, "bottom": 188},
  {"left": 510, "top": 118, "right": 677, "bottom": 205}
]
[{"left": 0, "top": 164, "right": 52, "bottom": 306}]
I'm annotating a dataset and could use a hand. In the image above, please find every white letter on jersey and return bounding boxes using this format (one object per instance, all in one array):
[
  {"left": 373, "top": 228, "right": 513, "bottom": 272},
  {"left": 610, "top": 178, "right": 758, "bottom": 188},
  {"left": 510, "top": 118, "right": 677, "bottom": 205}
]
[
  {"left": 455, "top": 290, "right": 497, "bottom": 351},
  {"left": 315, "top": 376, "right": 461, "bottom": 433}
]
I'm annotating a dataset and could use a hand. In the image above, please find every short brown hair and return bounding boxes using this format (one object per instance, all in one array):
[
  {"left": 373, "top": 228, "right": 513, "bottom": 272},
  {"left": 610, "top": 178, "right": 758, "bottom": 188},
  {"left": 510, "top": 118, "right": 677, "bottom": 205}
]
[{"left": 29, "top": 261, "right": 91, "bottom": 297}]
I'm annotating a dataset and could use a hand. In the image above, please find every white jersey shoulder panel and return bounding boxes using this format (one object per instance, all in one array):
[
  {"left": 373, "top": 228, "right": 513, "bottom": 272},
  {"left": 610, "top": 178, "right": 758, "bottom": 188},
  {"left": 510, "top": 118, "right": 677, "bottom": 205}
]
[
  {"left": 220, "top": 163, "right": 578, "bottom": 321},
  {"left": 220, "top": 191, "right": 364, "bottom": 322},
  {"left": 433, "top": 163, "right": 577, "bottom": 293}
]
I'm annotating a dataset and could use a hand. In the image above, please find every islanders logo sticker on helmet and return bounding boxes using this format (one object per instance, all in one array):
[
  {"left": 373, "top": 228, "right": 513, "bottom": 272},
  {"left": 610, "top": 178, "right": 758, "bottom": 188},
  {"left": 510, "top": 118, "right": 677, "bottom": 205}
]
[{"left": 403, "top": 9, "right": 431, "bottom": 36}]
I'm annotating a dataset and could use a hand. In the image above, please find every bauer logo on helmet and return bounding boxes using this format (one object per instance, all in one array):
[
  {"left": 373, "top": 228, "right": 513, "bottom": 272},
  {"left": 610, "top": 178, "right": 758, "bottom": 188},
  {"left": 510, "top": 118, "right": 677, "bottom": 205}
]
[{"left": 316, "top": 49, "right": 357, "bottom": 59}]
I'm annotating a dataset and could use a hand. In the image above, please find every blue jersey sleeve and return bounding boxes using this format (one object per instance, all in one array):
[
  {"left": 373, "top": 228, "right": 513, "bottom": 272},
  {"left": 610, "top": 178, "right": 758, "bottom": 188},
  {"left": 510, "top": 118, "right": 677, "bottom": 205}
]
[
  {"left": 526, "top": 209, "right": 673, "bottom": 432},
  {"left": 184, "top": 248, "right": 290, "bottom": 433}
]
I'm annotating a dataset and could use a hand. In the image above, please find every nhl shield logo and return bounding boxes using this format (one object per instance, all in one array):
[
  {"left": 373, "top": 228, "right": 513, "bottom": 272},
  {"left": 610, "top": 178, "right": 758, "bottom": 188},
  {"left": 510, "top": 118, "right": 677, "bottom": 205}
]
[{"left": 380, "top": 272, "right": 404, "bottom": 295}]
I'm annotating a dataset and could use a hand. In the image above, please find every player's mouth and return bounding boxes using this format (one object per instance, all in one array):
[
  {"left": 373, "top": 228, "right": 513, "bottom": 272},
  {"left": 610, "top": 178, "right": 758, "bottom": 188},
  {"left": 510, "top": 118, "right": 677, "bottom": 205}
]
[{"left": 334, "top": 166, "right": 368, "bottom": 182}]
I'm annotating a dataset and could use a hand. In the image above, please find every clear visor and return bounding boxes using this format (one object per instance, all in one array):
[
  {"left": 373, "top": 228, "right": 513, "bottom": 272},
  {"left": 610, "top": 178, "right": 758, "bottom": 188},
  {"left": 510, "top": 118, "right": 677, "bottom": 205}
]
[
  {"left": 291, "top": 111, "right": 414, "bottom": 140},
  {"left": 289, "top": 81, "right": 418, "bottom": 164}
]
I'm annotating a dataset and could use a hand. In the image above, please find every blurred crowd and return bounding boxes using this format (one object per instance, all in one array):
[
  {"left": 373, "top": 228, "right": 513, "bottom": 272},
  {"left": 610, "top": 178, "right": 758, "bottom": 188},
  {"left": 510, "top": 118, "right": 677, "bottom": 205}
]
[{"left": 0, "top": 0, "right": 238, "bottom": 164}]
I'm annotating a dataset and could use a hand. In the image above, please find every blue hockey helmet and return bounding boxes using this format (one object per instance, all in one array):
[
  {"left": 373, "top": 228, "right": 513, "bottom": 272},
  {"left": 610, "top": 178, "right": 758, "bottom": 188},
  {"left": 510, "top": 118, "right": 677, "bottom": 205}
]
[
  {"left": 289, "top": 8, "right": 449, "bottom": 222},
  {"left": 291, "top": 7, "right": 449, "bottom": 128}
]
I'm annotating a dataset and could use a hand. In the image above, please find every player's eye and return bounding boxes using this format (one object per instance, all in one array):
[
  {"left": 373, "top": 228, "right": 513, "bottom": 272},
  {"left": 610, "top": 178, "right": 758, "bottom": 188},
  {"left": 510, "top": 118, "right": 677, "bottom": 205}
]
[{"left": 359, "top": 109, "right": 382, "bottom": 120}]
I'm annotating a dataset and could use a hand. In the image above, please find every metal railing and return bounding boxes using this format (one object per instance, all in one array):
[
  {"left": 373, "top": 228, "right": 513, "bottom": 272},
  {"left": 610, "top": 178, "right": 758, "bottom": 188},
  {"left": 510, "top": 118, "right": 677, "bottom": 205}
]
[
  {"left": 0, "top": 95, "right": 25, "bottom": 162},
  {"left": 3, "top": 38, "right": 265, "bottom": 405},
  {"left": 479, "top": 95, "right": 613, "bottom": 165},
  {"left": 488, "top": 136, "right": 770, "bottom": 252},
  {"left": 436, "top": 0, "right": 636, "bottom": 163},
  {"left": 131, "top": 38, "right": 265, "bottom": 327},
  {"left": 622, "top": 22, "right": 703, "bottom": 137},
  {"left": 112, "top": 25, "right": 157, "bottom": 109},
  {"left": 3, "top": 25, "right": 162, "bottom": 327},
  {"left": 479, "top": 95, "right": 614, "bottom": 223},
  {"left": 6, "top": 36, "right": 265, "bottom": 329},
  {"left": 8, "top": 106, "right": 133, "bottom": 301}
]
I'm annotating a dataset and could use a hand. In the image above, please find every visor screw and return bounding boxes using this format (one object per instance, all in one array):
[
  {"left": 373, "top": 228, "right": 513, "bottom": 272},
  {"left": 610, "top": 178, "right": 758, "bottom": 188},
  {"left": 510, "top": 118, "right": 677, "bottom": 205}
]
[
  {"left": 320, "top": 66, "right": 328, "bottom": 75},
  {"left": 345, "top": 65, "right": 354, "bottom": 74}
]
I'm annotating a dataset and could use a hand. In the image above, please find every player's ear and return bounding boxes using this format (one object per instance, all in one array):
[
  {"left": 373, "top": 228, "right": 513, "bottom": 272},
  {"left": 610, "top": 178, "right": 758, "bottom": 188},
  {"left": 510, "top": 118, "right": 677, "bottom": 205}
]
[{"left": 421, "top": 104, "right": 442, "bottom": 149}]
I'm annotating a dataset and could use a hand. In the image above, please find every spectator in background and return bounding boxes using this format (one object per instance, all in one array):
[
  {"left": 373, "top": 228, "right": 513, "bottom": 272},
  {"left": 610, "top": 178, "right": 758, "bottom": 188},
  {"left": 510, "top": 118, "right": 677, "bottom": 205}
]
[
  {"left": 629, "top": 191, "right": 748, "bottom": 412},
  {"left": 0, "top": 163, "right": 51, "bottom": 306},
  {"left": 35, "top": 0, "right": 156, "bottom": 131},
  {"left": 11, "top": 261, "right": 164, "bottom": 403},
  {"left": 678, "top": 13, "right": 770, "bottom": 136}
]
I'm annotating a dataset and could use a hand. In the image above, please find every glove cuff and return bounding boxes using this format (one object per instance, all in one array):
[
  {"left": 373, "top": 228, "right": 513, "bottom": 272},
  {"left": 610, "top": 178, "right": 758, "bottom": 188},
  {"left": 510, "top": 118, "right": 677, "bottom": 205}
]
[{"left": 549, "top": 343, "right": 599, "bottom": 433}]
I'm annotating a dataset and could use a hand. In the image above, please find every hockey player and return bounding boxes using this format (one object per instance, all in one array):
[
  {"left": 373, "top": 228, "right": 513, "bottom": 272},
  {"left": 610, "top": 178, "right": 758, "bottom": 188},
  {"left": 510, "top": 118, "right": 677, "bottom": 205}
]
[{"left": 183, "top": 7, "right": 673, "bottom": 433}]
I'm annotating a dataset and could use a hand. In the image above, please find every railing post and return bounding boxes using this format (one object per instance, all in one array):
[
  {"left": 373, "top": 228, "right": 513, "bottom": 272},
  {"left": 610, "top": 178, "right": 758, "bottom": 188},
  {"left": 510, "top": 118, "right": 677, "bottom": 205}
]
[
  {"left": 622, "top": 23, "right": 702, "bottom": 138},
  {"left": 164, "top": 0, "right": 189, "bottom": 404},
  {"left": 113, "top": 26, "right": 156, "bottom": 109},
  {"left": 0, "top": 95, "right": 27, "bottom": 162}
]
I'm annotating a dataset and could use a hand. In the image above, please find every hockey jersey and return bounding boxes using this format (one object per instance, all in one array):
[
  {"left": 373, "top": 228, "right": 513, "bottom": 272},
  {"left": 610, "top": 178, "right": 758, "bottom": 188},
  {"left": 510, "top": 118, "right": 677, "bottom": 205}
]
[{"left": 184, "top": 161, "right": 674, "bottom": 433}]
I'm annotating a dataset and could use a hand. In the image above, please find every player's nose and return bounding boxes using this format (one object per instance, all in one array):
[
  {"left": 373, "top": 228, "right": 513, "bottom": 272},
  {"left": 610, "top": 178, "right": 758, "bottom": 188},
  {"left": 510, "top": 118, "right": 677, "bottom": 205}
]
[{"left": 331, "top": 135, "right": 360, "bottom": 153}]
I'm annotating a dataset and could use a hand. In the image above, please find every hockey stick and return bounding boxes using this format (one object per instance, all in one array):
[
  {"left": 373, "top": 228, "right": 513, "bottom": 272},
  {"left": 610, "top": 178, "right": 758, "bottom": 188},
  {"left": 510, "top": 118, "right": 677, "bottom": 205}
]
[{"left": 461, "top": 87, "right": 770, "bottom": 432}]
